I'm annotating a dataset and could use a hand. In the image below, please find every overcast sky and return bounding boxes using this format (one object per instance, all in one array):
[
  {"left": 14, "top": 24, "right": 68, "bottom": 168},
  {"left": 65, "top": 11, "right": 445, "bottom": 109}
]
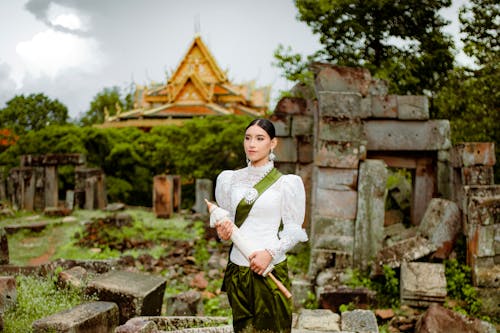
[{"left": 0, "top": 0, "right": 471, "bottom": 120}]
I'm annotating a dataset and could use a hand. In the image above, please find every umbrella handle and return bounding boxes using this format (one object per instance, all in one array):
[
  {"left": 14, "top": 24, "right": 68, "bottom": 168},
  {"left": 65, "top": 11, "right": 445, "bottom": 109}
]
[{"left": 268, "top": 272, "right": 292, "bottom": 299}]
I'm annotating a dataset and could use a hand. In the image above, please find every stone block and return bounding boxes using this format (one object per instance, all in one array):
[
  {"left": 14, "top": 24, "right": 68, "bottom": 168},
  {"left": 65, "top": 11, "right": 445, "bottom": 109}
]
[
  {"left": 397, "top": 95, "right": 429, "bottom": 120},
  {"left": 341, "top": 309, "right": 379, "bottom": 333},
  {"left": 360, "top": 96, "right": 372, "bottom": 118},
  {"left": 315, "top": 140, "right": 366, "bottom": 168},
  {"left": 372, "top": 236, "right": 436, "bottom": 275},
  {"left": 371, "top": 94, "right": 397, "bottom": 118},
  {"left": 291, "top": 115, "right": 314, "bottom": 136},
  {"left": 32, "top": 301, "right": 119, "bottom": 333},
  {"left": 437, "top": 160, "right": 452, "bottom": 199},
  {"left": 294, "top": 309, "right": 340, "bottom": 331},
  {"left": 0, "top": 276, "right": 16, "bottom": 313},
  {"left": 316, "top": 167, "right": 358, "bottom": 191},
  {"left": 275, "top": 137, "right": 297, "bottom": 163},
  {"left": 400, "top": 262, "right": 446, "bottom": 307},
  {"left": 318, "top": 118, "right": 365, "bottom": 142},
  {"left": 58, "top": 266, "right": 88, "bottom": 289},
  {"left": 311, "top": 216, "right": 355, "bottom": 252},
  {"left": 368, "top": 78, "right": 389, "bottom": 96},
  {"left": 451, "top": 142, "right": 496, "bottom": 167},
  {"left": 86, "top": 270, "right": 166, "bottom": 324},
  {"left": 461, "top": 166, "right": 495, "bottom": 185},
  {"left": 21, "top": 153, "right": 86, "bottom": 167},
  {"left": 116, "top": 316, "right": 231, "bottom": 332},
  {"left": 317, "top": 91, "right": 362, "bottom": 119},
  {"left": 418, "top": 198, "right": 461, "bottom": 257},
  {"left": 467, "top": 194, "right": 500, "bottom": 226},
  {"left": 354, "top": 160, "right": 388, "bottom": 271},
  {"left": 271, "top": 115, "right": 292, "bottom": 137},
  {"left": 313, "top": 63, "right": 372, "bottom": 96},
  {"left": 364, "top": 120, "right": 451, "bottom": 150},
  {"left": 274, "top": 97, "right": 308, "bottom": 116},
  {"left": 476, "top": 224, "right": 499, "bottom": 257},
  {"left": 473, "top": 265, "right": 500, "bottom": 288},
  {"left": 315, "top": 187, "right": 357, "bottom": 220},
  {"left": 308, "top": 249, "right": 352, "bottom": 277},
  {"left": 297, "top": 136, "right": 313, "bottom": 163},
  {"left": 275, "top": 162, "right": 296, "bottom": 175},
  {"left": 192, "top": 178, "right": 212, "bottom": 214},
  {"left": 166, "top": 290, "right": 202, "bottom": 316},
  {"left": 291, "top": 279, "right": 313, "bottom": 311}
]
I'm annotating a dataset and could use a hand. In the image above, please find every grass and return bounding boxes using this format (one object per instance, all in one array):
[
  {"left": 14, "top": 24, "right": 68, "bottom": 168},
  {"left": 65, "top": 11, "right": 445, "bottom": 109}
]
[{"left": 2, "top": 273, "right": 98, "bottom": 333}]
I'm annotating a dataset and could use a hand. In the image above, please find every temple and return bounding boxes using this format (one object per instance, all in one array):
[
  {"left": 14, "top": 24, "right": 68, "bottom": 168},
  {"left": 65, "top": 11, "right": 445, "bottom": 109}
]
[{"left": 99, "top": 35, "right": 270, "bottom": 129}]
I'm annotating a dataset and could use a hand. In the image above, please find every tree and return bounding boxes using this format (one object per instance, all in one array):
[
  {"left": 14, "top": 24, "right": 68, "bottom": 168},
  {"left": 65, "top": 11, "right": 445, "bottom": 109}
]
[
  {"left": 274, "top": 0, "right": 455, "bottom": 97},
  {"left": 434, "top": 0, "right": 499, "bottom": 181},
  {"left": 79, "top": 86, "right": 134, "bottom": 126},
  {"left": 0, "top": 93, "right": 68, "bottom": 135}
]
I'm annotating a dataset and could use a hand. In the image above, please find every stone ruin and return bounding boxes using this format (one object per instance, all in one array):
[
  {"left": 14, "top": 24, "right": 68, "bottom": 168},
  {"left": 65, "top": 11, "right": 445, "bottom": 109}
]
[
  {"left": 0, "top": 153, "right": 107, "bottom": 212},
  {"left": 270, "top": 63, "right": 498, "bottom": 319}
]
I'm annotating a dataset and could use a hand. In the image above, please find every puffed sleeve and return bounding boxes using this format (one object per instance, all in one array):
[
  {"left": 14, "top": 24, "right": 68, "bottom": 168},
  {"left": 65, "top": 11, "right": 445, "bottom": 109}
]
[
  {"left": 268, "top": 174, "right": 308, "bottom": 263},
  {"left": 214, "top": 170, "right": 234, "bottom": 217}
]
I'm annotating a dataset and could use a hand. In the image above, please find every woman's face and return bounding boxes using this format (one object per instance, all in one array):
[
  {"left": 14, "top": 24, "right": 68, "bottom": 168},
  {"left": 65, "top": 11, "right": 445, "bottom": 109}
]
[{"left": 244, "top": 124, "right": 277, "bottom": 167}]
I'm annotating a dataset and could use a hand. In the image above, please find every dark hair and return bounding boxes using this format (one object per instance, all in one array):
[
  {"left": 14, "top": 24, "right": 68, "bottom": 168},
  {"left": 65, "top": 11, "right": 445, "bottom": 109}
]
[{"left": 246, "top": 118, "right": 276, "bottom": 139}]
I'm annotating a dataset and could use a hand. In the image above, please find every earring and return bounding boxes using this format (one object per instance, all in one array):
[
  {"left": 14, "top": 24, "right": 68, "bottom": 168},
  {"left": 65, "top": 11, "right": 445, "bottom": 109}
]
[
  {"left": 246, "top": 157, "right": 251, "bottom": 165},
  {"left": 269, "top": 149, "right": 276, "bottom": 161}
]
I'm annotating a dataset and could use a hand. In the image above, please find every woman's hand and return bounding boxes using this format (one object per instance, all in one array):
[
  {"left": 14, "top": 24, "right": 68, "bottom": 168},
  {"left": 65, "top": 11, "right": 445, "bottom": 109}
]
[
  {"left": 248, "top": 250, "right": 273, "bottom": 275},
  {"left": 215, "top": 219, "right": 233, "bottom": 241}
]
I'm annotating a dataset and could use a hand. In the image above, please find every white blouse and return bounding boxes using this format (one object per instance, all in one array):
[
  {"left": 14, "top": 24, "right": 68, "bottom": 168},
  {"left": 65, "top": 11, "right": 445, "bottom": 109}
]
[{"left": 215, "top": 161, "right": 308, "bottom": 267}]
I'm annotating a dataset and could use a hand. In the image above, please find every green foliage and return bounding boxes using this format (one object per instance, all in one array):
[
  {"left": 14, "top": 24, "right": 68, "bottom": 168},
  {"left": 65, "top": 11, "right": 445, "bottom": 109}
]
[
  {"left": 302, "top": 291, "right": 319, "bottom": 310},
  {"left": 0, "top": 115, "right": 251, "bottom": 206},
  {"left": 274, "top": 0, "right": 455, "bottom": 96},
  {"left": 344, "top": 266, "right": 400, "bottom": 308},
  {"left": 79, "top": 86, "right": 134, "bottom": 126},
  {"left": 0, "top": 93, "right": 69, "bottom": 135},
  {"left": 287, "top": 243, "right": 310, "bottom": 277},
  {"left": 203, "top": 296, "right": 231, "bottom": 317},
  {"left": 445, "top": 258, "right": 483, "bottom": 317},
  {"left": 3, "top": 274, "right": 97, "bottom": 333},
  {"left": 339, "top": 302, "right": 356, "bottom": 313},
  {"left": 434, "top": 0, "right": 500, "bottom": 182}
]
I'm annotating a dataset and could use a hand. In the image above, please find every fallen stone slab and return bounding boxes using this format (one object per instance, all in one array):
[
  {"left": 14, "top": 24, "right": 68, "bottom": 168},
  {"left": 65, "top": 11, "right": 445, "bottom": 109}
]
[
  {"left": 418, "top": 198, "right": 461, "bottom": 259},
  {"left": 415, "top": 303, "right": 496, "bottom": 333},
  {"left": 293, "top": 309, "right": 341, "bottom": 332},
  {"left": 32, "top": 301, "right": 119, "bottom": 333},
  {"left": 400, "top": 262, "right": 447, "bottom": 307},
  {"left": 86, "top": 270, "right": 166, "bottom": 324},
  {"left": 372, "top": 235, "right": 436, "bottom": 275},
  {"left": 116, "top": 316, "right": 231, "bottom": 333},
  {"left": 341, "top": 309, "right": 379, "bottom": 333}
]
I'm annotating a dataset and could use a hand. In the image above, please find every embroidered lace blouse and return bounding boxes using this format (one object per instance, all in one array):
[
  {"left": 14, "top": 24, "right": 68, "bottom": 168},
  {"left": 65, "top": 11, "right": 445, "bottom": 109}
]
[{"left": 215, "top": 161, "right": 308, "bottom": 267}]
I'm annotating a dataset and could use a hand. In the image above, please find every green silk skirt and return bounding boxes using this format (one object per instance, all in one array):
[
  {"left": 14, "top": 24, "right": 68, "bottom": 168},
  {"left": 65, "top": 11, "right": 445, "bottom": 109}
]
[{"left": 222, "top": 260, "right": 292, "bottom": 333}]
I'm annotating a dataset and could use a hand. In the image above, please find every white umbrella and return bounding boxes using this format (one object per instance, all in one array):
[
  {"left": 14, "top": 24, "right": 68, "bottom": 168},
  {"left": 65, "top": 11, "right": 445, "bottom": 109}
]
[{"left": 205, "top": 199, "right": 292, "bottom": 299}]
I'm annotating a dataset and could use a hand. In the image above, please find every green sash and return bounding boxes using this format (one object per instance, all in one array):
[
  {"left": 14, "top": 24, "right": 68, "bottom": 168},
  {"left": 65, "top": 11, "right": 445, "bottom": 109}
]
[{"left": 234, "top": 168, "right": 282, "bottom": 228}]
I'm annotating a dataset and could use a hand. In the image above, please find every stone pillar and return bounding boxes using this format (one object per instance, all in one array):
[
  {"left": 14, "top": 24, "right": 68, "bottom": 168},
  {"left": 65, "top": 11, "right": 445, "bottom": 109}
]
[
  {"left": 193, "top": 178, "right": 212, "bottom": 214},
  {"left": 22, "top": 168, "right": 36, "bottom": 211},
  {"left": 84, "top": 177, "right": 96, "bottom": 210},
  {"left": 353, "top": 159, "right": 388, "bottom": 272},
  {"left": 172, "top": 175, "right": 181, "bottom": 213},
  {"left": 0, "top": 228, "right": 8, "bottom": 265},
  {"left": 0, "top": 167, "right": 6, "bottom": 202},
  {"left": 153, "top": 175, "right": 173, "bottom": 218},
  {"left": 44, "top": 166, "right": 58, "bottom": 208}
]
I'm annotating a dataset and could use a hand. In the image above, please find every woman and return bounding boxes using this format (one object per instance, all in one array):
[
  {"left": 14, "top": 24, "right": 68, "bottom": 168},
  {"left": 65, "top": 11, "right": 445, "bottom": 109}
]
[{"left": 213, "top": 118, "right": 308, "bottom": 332}]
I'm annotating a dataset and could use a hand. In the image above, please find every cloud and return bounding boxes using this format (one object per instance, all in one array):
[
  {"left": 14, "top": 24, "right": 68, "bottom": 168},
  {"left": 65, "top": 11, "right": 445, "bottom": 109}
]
[
  {"left": 0, "top": 62, "right": 17, "bottom": 108},
  {"left": 16, "top": 29, "right": 104, "bottom": 79}
]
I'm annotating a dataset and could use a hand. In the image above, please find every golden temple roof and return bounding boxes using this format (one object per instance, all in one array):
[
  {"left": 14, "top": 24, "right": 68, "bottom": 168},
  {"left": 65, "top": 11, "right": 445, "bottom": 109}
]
[{"left": 101, "top": 35, "right": 270, "bottom": 129}]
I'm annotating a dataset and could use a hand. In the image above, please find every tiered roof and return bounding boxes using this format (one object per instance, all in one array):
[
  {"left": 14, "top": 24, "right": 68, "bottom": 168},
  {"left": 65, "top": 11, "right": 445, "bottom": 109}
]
[{"left": 100, "top": 35, "right": 270, "bottom": 129}]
